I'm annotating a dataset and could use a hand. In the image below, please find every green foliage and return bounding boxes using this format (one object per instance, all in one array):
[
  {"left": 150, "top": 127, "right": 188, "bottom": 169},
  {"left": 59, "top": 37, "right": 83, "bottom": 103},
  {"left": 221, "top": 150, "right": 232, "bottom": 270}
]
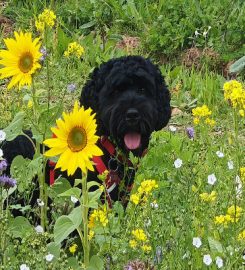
[
  {"left": 229, "top": 56, "right": 245, "bottom": 73},
  {"left": 54, "top": 206, "right": 82, "bottom": 243}
]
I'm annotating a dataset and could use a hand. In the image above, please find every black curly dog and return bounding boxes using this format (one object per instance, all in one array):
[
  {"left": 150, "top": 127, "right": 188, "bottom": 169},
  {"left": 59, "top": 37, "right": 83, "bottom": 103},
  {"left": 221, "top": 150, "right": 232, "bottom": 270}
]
[{"left": 2, "top": 55, "right": 171, "bottom": 211}]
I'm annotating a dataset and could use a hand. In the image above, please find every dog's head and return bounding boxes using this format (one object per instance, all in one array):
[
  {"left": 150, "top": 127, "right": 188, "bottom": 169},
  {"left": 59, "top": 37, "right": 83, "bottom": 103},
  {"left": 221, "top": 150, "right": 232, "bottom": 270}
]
[{"left": 80, "top": 56, "right": 171, "bottom": 156}]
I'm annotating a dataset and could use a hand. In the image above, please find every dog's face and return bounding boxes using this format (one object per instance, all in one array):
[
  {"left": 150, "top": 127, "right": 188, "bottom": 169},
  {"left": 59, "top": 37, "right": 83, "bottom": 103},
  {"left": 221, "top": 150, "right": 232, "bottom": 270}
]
[{"left": 80, "top": 56, "right": 171, "bottom": 156}]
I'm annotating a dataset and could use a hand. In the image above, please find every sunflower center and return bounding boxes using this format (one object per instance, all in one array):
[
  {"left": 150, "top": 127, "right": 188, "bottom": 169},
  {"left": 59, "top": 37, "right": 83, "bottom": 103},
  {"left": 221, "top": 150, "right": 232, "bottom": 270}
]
[
  {"left": 18, "top": 52, "right": 34, "bottom": 73},
  {"left": 67, "top": 126, "right": 87, "bottom": 152}
]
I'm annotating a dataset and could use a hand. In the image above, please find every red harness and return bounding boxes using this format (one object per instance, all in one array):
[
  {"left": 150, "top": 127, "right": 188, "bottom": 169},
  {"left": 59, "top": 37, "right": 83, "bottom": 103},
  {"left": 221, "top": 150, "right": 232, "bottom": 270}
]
[{"left": 48, "top": 136, "right": 135, "bottom": 207}]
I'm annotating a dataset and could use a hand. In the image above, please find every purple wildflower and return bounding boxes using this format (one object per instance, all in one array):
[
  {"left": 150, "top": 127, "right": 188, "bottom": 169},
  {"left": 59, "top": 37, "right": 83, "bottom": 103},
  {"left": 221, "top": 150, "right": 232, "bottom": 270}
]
[
  {"left": 0, "top": 175, "right": 17, "bottom": 188},
  {"left": 67, "top": 83, "right": 76, "bottom": 92},
  {"left": 186, "top": 127, "right": 194, "bottom": 139},
  {"left": 40, "top": 47, "right": 48, "bottom": 61},
  {"left": 0, "top": 159, "right": 7, "bottom": 172}
]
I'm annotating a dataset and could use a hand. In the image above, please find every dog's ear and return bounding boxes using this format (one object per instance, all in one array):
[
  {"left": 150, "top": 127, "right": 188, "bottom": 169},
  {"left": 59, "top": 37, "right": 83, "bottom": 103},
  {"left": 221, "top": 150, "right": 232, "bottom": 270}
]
[{"left": 154, "top": 68, "right": 171, "bottom": 131}]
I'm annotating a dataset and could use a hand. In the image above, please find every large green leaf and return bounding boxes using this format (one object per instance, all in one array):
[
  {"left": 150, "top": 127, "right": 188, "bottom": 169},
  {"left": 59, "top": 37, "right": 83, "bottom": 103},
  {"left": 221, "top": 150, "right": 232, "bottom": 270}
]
[
  {"left": 87, "top": 189, "right": 103, "bottom": 208},
  {"left": 9, "top": 216, "right": 33, "bottom": 238},
  {"left": 59, "top": 187, "right": 81, "bottom": 199},
  {"left": 87, "top": 255, "right": 104, "bottom": 270},
  {"left": 54, "top": 206, "right": 82, "bottom": 243},
  {"left": 4, "top": 112, "right": 25, "bottom": 141},
  {"left": 208, "top": 237, "right": 223, "bottom": 253},
  {"left": 229, "top": 56, "right": 245, "bottom": 73},
  {"left": 47, "top": 242, "right": 61, "bottom": 262},
  {"left": 51, "top": 177, "right": 71, "bottom": 195},
  {"left": 10, "top": 155, "right": 43, "bottom": 193}
]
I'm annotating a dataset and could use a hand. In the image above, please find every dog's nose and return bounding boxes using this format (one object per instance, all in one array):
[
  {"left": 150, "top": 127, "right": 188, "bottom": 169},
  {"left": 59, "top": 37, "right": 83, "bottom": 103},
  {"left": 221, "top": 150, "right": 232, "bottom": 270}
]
[{"left": 126, "top": 108, "right": 140, "bottom": 123}]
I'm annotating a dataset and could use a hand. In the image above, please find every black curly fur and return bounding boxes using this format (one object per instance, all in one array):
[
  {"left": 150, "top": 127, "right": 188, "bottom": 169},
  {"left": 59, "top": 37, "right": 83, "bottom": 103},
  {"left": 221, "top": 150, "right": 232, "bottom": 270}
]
[{"left": 80, "top": 55, "right": 171, "bottom": 155}]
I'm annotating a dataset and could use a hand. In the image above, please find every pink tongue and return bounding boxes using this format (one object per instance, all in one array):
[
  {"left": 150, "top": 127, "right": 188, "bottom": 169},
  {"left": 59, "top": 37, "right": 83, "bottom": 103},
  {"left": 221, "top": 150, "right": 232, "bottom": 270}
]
[{"left": 124, "top": 133, "right": 141, "bottom": 150}]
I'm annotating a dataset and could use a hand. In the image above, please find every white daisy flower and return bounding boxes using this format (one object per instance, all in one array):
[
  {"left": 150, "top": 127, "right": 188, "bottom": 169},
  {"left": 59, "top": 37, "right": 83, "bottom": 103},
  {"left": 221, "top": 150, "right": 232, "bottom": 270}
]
[
  {"left": 235, "top": 175, "right": 242, "bottom": 198},
  {"left": 174, "top": 158, "right": 182, "bottom": 169},
  {"left": 71, "top": 196, "right": 79, "bottom": 204},
  {"left": 243, "top": 255, "right": 245, "bottom": 260},
  {"left": 208, "top": 173, "right": 217, "bottom": 185},
  {"left": 150, "top": 201, "right": 158, "bottom": 209},
  {"left": 20, "top": 264, "right": 30, "bottom": 270},
  {"left": 37, "top": 199, "right": 44, "bottom": 207},
  {"left": 45, "top": 253, "right": 54, "bottom": 262},
  {"left": 145, "top": 218, "right": 152, "bottom": 228},
  {"left": 203, "top": 254, "right": 212, "bottom": 266},
  {"left": 0, "top": 149, "right": 3, "bottom": 158},
  {"left": 195, "top": 30, "right": 200, "bottom": 37},
  {"left": 215, "top": 256, "right": 224, "bottom": 268},
  {"left": 227, "top": 160, "right": 234, "bottom": 170},
  {"left": 192, "top": 237, "right": 202, "bottom": 248},
  {"left": 35, "top": 225, "right": 44, "bottom": 234},
  {"left": 0, "top": 130, "right": 6, "bottom": 142},
  {"left": 216, "top": 151, "right": 224, "bottom": 158},
  {"left": 169, "top": 125, "right": 177, "bottom": 132}
]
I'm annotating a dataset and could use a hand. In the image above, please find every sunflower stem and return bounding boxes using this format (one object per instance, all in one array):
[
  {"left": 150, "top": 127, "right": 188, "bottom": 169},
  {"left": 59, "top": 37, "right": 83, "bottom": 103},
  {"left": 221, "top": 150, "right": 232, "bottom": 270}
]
[{"left": 82, "top": 174, "right": 90, "bottom": 267}]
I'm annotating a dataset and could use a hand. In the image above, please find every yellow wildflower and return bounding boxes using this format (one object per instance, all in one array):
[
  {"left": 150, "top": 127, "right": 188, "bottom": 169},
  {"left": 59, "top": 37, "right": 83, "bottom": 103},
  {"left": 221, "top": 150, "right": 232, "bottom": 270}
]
[
  {"left": 223, "top": 80, "right": 245, "bottom": 110},
  {"left": 132, "top": 229, "right": 147, "bottom": 242},
  {"left": 88, "top": 206, "right": 108, "bottom": 228},
  {"left": 238, "top": 230, "right": 245, "bottom": 241},
  {"left": 137, "top": 179, "right": 158, "bottom": 195},
  {"left": 193, "top": 117, "right": 200, "bottom": 125},
  {"left": 205, "top": 118, "right": 216, "bottom": 127},
  {"left": 199, "top": 191, "right": 216, "bottom": 202},
  {"left": 35, "top": 9, "right": 56, "bottom": 32},
  {"left": 141, "top": 245, "right": 152, "bottom": 252},
  {"left": 64, "top": 42, "right": 85, "bottom": 58},
  {"left": 130, "top": 193, "right": 140, "bottom": 205},
  {"left": 69, "top": 243, "right": 78, "bottom": 254},
  {"left": 240, "top": 167, "right": 245, "bottom": 182},
  {"left": 129, "top": 239, "right": 137, "bottom": 248},
  {"left": 27, "top": 100, "right": 33, "bottom": 109},
  {"left": 214, "top": 214, "right": 232, "bottom": 226},
  {"left": 239, "top": 109, "right": 244, "bottom": 117},
  {"left": 88, "top": 230, "right": 95, "bottom": 241},
  {"left": 227, "top": 205, "right": 242, "bottom": 220},
  {"left": 192, "top": 105, "right": 212, "bottom": 118}
]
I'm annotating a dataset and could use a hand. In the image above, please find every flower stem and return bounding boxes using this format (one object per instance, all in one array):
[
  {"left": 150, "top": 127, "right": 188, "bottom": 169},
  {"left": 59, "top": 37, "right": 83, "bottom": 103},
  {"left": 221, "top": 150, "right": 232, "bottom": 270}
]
[{"left": 82, "top": 174, "right": 90, "bottom": 267}]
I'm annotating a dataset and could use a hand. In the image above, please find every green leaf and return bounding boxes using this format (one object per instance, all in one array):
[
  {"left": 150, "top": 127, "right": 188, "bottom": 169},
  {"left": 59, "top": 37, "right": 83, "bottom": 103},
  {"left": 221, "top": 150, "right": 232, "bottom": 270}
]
[
  {"left": 9, "top": 216, "right": 33, "bottom": 238},
  {"left": 229, "top": 56, "right": 245, "bottom": 73},
  {"left": 47, "top": 242, "right": 61, "bottom": 261},
  {"left": 208, "top": 237, "right": 223, "bottom": 253},
  {"left": 4, "top": 112, "right": 25, "bottom": 141},
  {"left": 88, "top": 255, "right": 104, "bottom": 270},
  {"left": 10, "top": 155, "right": 43, "bottom": 193},
  {"left": 87, "top": 189, "right": 103, "bottom": 208},
  {"left": 87, "top": 181, "right": 101, "bottom": 190},
  {"left": 67, "top": 257, "right": 80, "bottom": 269},
  {"left": 112, "top": 201, "right": 124, "bottom": 219},
  {"left": 59, "top": 187, "right": 81, "bottom": 198},
  {"left": 80, "top": 20, "right": 96, "bottom": 29},
  {"left": 74, "top": 178, "right": 83, "bottom": 187},
  {"left": 54, "top": 206, "right": 82, "bottom": 243},
  {"left": 68, "top": 206, "right": 83, "bottom": 228},
  {"left": 2, "top": 186, "right": 17, "bottom": 201},
  {"left": 51, "top": 177, "right": 71, "bottom": 195}
]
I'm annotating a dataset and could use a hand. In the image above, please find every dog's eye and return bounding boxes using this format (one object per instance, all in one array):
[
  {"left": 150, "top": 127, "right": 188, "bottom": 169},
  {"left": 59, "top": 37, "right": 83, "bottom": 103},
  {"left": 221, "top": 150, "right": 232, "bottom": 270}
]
[{"left": 137, "top": 87, "right": 145, "bottom": 94}]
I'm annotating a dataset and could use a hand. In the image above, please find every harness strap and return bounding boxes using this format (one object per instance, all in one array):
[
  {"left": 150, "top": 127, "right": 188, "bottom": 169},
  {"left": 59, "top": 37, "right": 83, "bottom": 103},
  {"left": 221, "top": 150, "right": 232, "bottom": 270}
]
[{"left": 49, "top": 160, "right": 56, "bottom": 186}]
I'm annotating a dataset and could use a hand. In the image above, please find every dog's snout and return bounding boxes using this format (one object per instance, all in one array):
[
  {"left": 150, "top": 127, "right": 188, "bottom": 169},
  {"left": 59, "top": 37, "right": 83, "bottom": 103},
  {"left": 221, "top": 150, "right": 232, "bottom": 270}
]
[{"left": 126, "top": 108, "right": 140, "bottom": 123}]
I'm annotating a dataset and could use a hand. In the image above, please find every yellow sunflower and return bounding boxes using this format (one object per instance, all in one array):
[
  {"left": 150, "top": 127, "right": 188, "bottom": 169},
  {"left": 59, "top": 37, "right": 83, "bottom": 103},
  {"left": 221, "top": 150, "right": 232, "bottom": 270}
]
[
  {"left": 0, "top": 31, "right": 42, "bottom": 89},
  {"left": 43, "top": 101, "right": 103, "bottom": 176}
]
